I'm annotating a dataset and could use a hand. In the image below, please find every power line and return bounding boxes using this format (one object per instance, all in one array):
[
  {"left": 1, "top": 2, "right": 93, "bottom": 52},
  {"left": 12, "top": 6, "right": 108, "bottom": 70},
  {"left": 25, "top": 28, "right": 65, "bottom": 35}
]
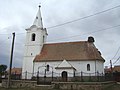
[
  {"left": 0, "top": 4, "right": 120, "bottom": 35},
  {"left": 0, "top": 4, "right": 120, "bottom": 37},
  {"left": 1, "top": 24, "right": 120, "bottom": 43},
  {"left": 111, "top": 46, "right": 120, "bottom": 60},
  {"left": 46, "top": 4, "right": 120, "bottom": 29},
  {"left": 113, "top": 56, "right": 120, "bottom": 65},
  {"left": 16, "top": 33, "right": 26, "bottom": 35},
  {"left": 48, "top": 24, "right": 120, "bottom": 42},
  {"left": 0, "top": 32, "right": 25, "bottom": 36}
]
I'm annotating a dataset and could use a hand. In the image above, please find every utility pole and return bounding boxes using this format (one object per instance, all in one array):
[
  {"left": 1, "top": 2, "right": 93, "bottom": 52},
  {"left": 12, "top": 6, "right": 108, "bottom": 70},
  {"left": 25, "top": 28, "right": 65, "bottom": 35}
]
[
  {"left": 110, "top": 60, "right": 113, "bottom": 73},
  {"left": 7, "top": 32, "right": 15, "bottom": 88}
]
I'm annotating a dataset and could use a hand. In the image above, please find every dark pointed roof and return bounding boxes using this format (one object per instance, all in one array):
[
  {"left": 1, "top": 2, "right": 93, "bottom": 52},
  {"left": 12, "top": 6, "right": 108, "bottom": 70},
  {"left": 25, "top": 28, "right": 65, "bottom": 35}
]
[{"left": 34, "top": 41, "right": 105, "bottom": 62}]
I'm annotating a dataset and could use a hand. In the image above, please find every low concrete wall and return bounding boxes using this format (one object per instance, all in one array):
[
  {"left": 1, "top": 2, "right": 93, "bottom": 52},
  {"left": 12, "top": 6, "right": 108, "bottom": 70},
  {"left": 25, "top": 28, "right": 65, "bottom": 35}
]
[
  {"left": 36, "top": 76, "right": 105, "bottom": 82},
  {"left": 2, "top": 80, "right": 37, "bottom": 88},
  {"left": 1, "top": 79, "right": 116, "bottom": 90},
  {"left": 52, "top": 81, "right": 116, "bottom": 90}
]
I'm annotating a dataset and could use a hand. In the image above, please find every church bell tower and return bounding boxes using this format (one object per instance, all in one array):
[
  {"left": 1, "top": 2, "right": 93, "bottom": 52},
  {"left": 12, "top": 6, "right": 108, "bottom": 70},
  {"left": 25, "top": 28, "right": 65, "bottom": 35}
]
[{"left": 22, "top": 5, "right": 47, "bottom": 79}]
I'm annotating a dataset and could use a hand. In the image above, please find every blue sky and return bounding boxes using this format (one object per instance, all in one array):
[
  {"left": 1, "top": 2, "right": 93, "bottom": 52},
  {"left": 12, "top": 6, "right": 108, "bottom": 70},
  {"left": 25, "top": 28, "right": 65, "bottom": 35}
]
[{"left": 0, "top": 0, "right": 120, "bottom": 68}]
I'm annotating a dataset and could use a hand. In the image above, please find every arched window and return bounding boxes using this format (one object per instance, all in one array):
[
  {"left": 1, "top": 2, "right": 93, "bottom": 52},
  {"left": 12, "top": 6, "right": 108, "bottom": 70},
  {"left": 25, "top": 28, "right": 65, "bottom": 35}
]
[
  {"left": 31, "top": 33, "right": 36, "bottom": 41},
  {"left": 46, "top": 65, "right": 49, "bottom": 71},
  {"left": 87, "top": 64, "right": 90, "bottom": 71}
]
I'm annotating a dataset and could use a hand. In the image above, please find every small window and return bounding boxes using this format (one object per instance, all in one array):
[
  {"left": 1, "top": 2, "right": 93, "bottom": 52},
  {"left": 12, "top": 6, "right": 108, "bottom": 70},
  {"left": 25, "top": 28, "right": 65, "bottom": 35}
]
[
  {"left": 87, "top": 64, "right": 90, "bottom": 71},
  {"left": 46, "top": 65, "right": 49, "bottom": 71},
  {"left": 43, "top": 36, "right": 45, "bottom": 43},
  {"left": 31, "top": 33, "right": 36, "bottom": 41}
]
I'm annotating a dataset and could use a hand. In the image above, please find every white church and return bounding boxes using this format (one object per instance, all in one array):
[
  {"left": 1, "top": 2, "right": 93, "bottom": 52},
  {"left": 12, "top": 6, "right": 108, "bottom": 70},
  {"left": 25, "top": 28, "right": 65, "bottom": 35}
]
[{"left": 22, "top": 6, "right": 105, "bottom": 81}]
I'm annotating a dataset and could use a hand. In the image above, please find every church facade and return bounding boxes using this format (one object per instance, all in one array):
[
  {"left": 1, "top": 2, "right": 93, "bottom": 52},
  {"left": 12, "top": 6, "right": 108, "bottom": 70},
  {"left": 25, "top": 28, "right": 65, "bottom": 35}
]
[{"left": 22, "top": 6, "right": 105, "bottom": 80}]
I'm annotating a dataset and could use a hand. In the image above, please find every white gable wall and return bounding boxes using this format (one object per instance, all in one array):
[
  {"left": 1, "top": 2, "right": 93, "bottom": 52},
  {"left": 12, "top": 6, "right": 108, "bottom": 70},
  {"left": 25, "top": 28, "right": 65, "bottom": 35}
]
[{"left": 57, "top": 60, "right": 73, "bottom": 68}]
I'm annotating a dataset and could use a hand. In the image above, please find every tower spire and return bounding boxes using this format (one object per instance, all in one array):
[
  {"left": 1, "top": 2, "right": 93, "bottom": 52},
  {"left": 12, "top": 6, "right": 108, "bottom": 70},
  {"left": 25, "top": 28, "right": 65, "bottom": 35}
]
[{"left": 33, "top": 5, "right": 43, "bottom": 28}]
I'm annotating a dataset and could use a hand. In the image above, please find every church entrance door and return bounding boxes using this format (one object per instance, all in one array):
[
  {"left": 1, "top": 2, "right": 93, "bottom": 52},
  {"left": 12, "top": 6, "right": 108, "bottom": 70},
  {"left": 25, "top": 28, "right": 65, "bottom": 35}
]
[{"left": 62, "top": 71, "right": 67, "bottom": 82}]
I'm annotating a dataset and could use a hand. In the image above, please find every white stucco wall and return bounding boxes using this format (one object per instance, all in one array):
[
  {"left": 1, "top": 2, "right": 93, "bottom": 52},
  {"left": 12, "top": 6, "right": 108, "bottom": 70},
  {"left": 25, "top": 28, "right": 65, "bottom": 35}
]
[
  {"left": 33, "top": 61, "right": 75, "bottom": 77},
  {"left": 22, "top": 57, "right": 34, "bottom": 79},
  {"left": 33, "top": 61, "right": 61, "bottom": 77},
  {"left": 55, "top": 69, "right": 74, "bottom": 77},
  {"left": 96, "top": 60, "right": 104, "bottom": 74},
  {"left": 33, "top": 60, "right": 104, "bottom": 78}
]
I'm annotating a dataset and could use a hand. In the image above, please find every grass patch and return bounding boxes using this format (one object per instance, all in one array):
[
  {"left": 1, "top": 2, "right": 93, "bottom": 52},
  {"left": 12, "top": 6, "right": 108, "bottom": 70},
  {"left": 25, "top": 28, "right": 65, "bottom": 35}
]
[
  {"left": 104, "top": 84, "right": 120, "bottom": 90},
  {"left": 0, "top": 83, "right": 120, "bottom": 90},
  {"left": 0, "top": 87, "right": 50, "bottom": 90}
]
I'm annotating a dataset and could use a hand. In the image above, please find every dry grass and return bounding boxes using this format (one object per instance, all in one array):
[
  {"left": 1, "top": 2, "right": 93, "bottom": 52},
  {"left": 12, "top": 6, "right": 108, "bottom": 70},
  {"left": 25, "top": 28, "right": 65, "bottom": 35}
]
[{"left": 0, "top": 83, "right": 120, "bottom": 90}]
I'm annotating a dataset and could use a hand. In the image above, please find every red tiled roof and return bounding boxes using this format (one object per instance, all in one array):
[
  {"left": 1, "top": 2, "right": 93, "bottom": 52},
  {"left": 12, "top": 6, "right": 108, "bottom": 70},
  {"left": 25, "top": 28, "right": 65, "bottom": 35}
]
[
  {"left": 104, "top": 68, "right": 111, "bottom": 73},
  {"left": 8, "top": 68, "right": 22, "bottom": 74},
  {"left": 34, "top": 41, "right": 105, "bottom": 62},
  {"left": 113, "top": 66, "right": 120, "bottom": 72},
  {"left": 104, "top": 66, "right": 120, "bottom": 73}
]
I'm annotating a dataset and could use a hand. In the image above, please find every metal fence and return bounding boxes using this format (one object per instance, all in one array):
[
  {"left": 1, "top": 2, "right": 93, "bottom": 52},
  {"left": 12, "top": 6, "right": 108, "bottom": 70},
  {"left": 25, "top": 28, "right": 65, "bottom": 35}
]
[
  {"left": 4, "top": 71, "right": 120, "bottom": 85},
  {"left": 21, "top": 71, "right": 111, "bottom": 84}
]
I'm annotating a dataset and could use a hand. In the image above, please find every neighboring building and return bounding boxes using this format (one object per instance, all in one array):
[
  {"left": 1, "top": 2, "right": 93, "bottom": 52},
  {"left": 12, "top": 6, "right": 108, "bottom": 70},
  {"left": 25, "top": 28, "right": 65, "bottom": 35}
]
[
  {"left": 104, "top": 66, "right": 111, "bottom": 73},
  {"left": 104, "top": 65, "right": 120, "bottom": 81},
  {"left": 7, "top": 67, "right": 22, "bottom": 80},
  {"left": 104, "top": 65, "right": 120, "bottom": 73},
  {"left": 113, "top": 65, "right": 120, "bottom": 72},
  {"left": 22, "top": 6, "right": 105, "bottom": 79}
]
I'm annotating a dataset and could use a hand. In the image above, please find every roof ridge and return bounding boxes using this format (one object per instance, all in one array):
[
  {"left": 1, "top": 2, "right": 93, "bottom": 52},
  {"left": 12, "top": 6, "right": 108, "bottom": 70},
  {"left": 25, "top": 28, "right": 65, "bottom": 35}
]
[{"left": 45, "top": 41, "right": 87, "bottom": 45}]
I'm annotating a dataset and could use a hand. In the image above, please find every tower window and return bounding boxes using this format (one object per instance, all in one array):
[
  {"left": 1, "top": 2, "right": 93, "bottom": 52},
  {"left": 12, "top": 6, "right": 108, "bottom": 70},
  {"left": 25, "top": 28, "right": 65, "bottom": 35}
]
[
  {"left": 87, "top": 64, "right": 90, "bottom": 71},
  {"left": 31, "top": 33, "right": 36, "bottom": 41}
]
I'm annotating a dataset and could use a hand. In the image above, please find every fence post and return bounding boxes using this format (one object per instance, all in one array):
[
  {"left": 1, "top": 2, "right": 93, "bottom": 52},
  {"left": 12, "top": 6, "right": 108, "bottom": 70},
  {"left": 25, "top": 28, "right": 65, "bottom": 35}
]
[
  {"left": 97, "top": 71, "right": 99, "bottom": 81},
  {"left": 44, "top": 69, "right": 46, "bottom": 84},
  {"left": 52, "top": 71, "right": 53, "bottom": 81},
  {"left": 15, "top": 72, "right": 16, "bottom": 80},
  {"left": 37, "top": 71, "right": 39, "bottom": 84},
  {"left": 89, "top": 73, "right": 91, "bottom": 81},
  {"left": 73, "top": 71, "right": 75, "bottom": 77},
  {"left": 25, "top": 71, "right": 27, "bottom": 80},
  {"left": 81, "top": 71, "right": 83, "bottom": 82},
  {"left": 102, "top": 72, "right": 104, "bottom": 81}
]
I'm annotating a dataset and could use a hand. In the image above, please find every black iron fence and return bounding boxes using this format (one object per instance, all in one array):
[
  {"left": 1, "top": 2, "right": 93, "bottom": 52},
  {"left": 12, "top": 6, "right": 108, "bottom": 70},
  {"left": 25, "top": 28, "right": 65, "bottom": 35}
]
[
  {"left": 3, "top": 71, "right": 120, "bottom": 85},
  {"left": 21, "top": 71, "right": 117, "bottom": 85}
]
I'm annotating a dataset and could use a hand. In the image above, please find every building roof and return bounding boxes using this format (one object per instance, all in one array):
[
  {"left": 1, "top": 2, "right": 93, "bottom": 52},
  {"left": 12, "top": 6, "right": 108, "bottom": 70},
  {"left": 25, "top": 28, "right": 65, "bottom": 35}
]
[
  {"left": 104, "top": 68, "right": 111, "bottom": 73},
  {"left": 7, "top": 67, "right": 22, "bottom": 74},
  {"left": 34, "top": 40, "right": 105, "bottom": 62},
  {"left": 113, "top": 65, "right": 120, "bottom": 72},
  {"left": 104, "top": 65, "right": 120, "bottom": 73}
]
